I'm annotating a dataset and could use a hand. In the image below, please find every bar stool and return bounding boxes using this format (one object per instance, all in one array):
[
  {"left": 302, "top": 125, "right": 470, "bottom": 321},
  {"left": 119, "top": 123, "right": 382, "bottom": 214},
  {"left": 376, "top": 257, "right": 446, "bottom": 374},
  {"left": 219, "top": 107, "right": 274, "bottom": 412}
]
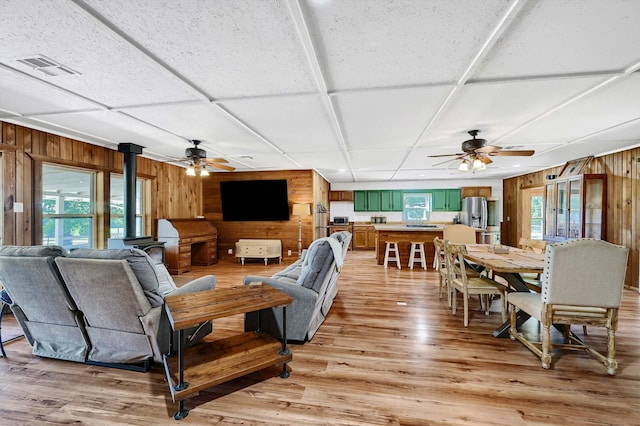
[
  {"left": 408, "top": 241, "right": 427, "bottom": 270},
  {"left": 383, "top": 241, "right": 401, "bottom": 269}
]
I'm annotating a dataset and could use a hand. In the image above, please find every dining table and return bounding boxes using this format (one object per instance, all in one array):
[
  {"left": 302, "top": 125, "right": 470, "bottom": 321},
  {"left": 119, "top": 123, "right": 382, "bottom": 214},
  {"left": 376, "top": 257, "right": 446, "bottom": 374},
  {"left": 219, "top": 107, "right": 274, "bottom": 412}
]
[{"left": 462, "top": 244, "right": 545, "bottom": 337}]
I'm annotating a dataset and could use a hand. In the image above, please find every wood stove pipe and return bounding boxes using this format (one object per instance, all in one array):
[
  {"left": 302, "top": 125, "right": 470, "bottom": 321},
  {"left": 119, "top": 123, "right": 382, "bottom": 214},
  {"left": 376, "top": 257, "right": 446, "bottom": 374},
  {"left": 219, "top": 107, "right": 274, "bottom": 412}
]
[{"left": 117, "top": 143, "right": 144, "bottom": 239}]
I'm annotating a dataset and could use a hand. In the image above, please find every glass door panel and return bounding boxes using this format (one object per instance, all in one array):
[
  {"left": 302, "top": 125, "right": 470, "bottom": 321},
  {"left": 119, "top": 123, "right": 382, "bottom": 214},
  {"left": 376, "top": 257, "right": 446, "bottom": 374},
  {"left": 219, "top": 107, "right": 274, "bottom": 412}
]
[
  {"left": 544, "top": 184, "right": 556, "bottom": 238},
  {"left": 584, "top": 178, "right": 604, "bottom": 239},
  {"left": 568, "top": 178, "right": 582, "bottom": 238},
  {"left": 555, "top": 181, "right": 567, "bottom": 238}
]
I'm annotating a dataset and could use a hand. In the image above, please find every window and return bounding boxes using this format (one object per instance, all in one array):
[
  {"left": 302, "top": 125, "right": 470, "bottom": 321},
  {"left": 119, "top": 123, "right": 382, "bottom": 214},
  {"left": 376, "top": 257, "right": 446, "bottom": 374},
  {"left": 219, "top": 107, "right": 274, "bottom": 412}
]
[
  {"left": 531, "top": 195, "right": 544, "bottom": 240},
  {"left": 42, "top": 165, "right": 95, "bottom": 249},
  {"left": 402, "top": 193, "right": 431, "bottom": 222},
  {"left": 110, "top": 175, "right": 144, "bottom": 238}
]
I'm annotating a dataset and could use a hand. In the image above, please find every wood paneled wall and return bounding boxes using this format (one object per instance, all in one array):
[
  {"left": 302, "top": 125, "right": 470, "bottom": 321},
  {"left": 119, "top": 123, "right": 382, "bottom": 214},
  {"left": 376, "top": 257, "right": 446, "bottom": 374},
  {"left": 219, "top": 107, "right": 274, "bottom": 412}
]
[
  {"left": 203, "top": 170, "right": 329, "bottom": 258},
  {"left": 502, "top": 148, "right": 640, "bottom": 289},
  {"left": 1, "top": 122, "right": 202, "bottom": 247}
]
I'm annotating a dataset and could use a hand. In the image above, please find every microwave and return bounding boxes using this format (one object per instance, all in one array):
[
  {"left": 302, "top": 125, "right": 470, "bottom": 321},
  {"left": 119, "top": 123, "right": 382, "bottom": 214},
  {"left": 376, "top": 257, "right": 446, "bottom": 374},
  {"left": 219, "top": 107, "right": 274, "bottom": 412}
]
[{"left": 332, "top": 216, "right": 349, "bottom": 225}]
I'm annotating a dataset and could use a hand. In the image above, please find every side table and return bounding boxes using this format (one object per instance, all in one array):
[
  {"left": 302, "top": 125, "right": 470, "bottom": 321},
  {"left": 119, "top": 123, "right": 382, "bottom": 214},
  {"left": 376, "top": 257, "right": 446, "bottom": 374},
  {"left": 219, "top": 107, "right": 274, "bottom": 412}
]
[{"left": 163, "top": 283, "right": 293, "bottom": 420}]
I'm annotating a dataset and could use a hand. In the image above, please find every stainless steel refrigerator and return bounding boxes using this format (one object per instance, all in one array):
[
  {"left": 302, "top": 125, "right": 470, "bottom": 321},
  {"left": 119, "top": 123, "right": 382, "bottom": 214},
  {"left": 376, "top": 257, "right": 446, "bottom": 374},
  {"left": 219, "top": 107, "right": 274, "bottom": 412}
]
[{"left": 460, "top": 196, "right": 488, "bottom": 229}]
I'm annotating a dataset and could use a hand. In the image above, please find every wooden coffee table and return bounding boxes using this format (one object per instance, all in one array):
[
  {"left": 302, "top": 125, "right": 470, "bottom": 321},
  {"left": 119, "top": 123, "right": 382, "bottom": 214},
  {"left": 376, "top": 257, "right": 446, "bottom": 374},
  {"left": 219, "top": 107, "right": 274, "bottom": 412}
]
[{"left": 163, "top": 283, "right": 293, "bottom": 420}]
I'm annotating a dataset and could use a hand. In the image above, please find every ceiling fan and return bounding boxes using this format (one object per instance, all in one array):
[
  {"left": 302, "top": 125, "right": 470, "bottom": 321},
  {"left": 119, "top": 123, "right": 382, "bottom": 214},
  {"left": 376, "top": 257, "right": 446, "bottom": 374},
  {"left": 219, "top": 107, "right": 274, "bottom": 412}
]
[
  {"left": 429, "top": 130, "right": 534, "bottom": 171},
  {"left": 181, "top": 140, "right": 235, "bottom": 176}
]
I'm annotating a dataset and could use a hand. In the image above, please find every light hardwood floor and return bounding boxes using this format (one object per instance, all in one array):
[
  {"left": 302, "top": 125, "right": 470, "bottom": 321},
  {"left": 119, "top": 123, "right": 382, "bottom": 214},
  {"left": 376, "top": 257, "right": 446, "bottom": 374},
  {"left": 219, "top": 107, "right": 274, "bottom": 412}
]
[{"left": 1, "top": 250, "right": 639, "bottom": 425}]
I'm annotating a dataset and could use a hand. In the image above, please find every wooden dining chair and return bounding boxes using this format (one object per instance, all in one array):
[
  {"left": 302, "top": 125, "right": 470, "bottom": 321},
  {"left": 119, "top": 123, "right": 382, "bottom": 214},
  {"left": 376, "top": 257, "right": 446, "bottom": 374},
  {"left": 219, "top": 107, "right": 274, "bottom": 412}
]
[
  {"left": 443, "top": 224, "right": 476, "bottom": 244},
  {"left": 518, "top": 237, "right": 547, "bottom": 253},
  {"left": 508, "top": 239, "right": 629, "bottom": 375},
  {"left": 518, "top": 238, "right": 548, "bottom": 291},
  {"left": 433, "top": 237, "right": 448, "bottom": 300},
  {"left": 445, "top": 241, "right": 507, "bottom": 326}
]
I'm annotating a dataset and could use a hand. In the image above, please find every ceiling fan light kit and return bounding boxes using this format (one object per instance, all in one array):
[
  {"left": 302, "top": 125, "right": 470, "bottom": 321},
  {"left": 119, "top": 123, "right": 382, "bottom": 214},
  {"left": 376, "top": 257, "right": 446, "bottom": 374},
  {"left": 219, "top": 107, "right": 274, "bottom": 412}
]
[
  {"left": 180, "top": 140, "right": 235, "bottom": 176},
  {"left": 429, "top": 129, "right": 535, "bottom": 172}
]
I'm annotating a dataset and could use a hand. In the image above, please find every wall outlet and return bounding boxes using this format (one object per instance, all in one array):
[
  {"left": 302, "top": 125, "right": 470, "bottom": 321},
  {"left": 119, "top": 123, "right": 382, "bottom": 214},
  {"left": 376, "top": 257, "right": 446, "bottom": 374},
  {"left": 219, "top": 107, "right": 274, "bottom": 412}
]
[
  {"left": 287, "top": 249, "right": 292, "bottom": 256},
  {"left": 227, "top": 248, "right": 233, "bottom": 255}
]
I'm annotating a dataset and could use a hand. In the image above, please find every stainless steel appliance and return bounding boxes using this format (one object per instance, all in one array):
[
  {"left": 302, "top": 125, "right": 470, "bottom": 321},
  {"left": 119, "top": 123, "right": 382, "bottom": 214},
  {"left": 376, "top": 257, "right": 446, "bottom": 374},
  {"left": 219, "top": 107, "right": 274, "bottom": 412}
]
[
  {"left": 332, "top": 216, "right": 349, "bottom": 224},
  {"left": 460, "top": 196, "right": 488, "bottom": 230}
]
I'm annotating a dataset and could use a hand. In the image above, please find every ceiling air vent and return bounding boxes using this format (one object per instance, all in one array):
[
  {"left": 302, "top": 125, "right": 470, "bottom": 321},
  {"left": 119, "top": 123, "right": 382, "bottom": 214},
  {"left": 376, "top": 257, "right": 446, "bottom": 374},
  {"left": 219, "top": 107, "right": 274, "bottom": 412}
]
[{"left": 14, "top": 54, "right": 81, "bottom": 77}]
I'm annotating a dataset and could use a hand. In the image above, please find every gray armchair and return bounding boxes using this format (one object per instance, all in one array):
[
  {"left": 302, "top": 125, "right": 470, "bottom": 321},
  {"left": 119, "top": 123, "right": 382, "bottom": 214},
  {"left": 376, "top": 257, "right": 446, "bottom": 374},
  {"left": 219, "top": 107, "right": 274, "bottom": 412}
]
[{"left": 243, "top": 231, "right": 351, "bottom": 342}]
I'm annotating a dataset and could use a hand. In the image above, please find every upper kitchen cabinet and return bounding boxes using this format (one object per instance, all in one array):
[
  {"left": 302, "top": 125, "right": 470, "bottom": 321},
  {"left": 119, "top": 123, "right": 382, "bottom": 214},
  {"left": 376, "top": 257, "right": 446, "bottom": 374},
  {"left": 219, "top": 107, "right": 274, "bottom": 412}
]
[
  {"left": 461, "top": 186, "right": 492, "bottom": 199},
  {"left": 432, "top": 189, "right": 461, "bottom": 212},
  {"left": 380, "top": 190, "right": 403, "bottom": 212},
  {"left": 354, "top": 190, "right": 381, "bottom": 212},
  {"left": 543, "top": 174, "right": 606, "bottom": 242},
  {"left": 329, "top": 191, "right": 354, "bottom": 202}
]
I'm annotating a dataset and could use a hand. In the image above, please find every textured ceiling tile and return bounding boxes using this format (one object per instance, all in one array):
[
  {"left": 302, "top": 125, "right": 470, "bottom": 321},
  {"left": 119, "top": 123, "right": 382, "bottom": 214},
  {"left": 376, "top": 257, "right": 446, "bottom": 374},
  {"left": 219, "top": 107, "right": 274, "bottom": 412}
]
[
  {"left": 475, "top": 0, "right": 640, "bottom": 79},
  {"left": 220, "top": 94, "right": 341, "bottom": 153},
  {"left": 502, "top": 74, "right": 640, "bottom": 144},
  {"left": 28, "top": 110, "right": 185, "bottom": 156},
  {"left": 425, "top": 75, "right": 607, "bottom": 146},
  {"left": 335, "top": 85, "right": 452, "bottom": 150},
  {"left": 0, "top": 68, "right": 101, "bottom": 114},
  {"left": 83, "top": 0, "right": 316, "bottom": 98},
  {"left": 303, "top": 0, "right": 513, "bottom": 90},
  {"left": 287, "top": 151, "right": 351, "bottom": 171},
  {"left": 122, "top": 102, "right": 275, "bottom": 154},
  {"left": 0, "top": 0, "right": 199, "bottom": 106},
  {"left": 349, "top": 149, "right": 407, "bottom": 171}
]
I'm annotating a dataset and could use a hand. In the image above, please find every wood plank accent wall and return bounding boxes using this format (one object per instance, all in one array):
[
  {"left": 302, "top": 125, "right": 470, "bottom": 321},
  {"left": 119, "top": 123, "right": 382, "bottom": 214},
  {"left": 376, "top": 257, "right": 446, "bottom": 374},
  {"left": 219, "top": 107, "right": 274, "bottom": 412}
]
[
  {"left": 1, "top": 122, "right": 202, "bottom": 247},
  {"left": 203, "top": 170, "right": 329, "bottom": 258},
  {"left": 502, "top": 147, "right": 640, "bottom": 289}
]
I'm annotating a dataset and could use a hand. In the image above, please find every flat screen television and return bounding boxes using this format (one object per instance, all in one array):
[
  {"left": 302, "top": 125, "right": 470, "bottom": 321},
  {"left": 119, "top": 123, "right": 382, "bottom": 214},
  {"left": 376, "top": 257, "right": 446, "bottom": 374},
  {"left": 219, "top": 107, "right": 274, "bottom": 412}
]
[{"left": 220, "top": 179, "right": 290, "bottom": 221}]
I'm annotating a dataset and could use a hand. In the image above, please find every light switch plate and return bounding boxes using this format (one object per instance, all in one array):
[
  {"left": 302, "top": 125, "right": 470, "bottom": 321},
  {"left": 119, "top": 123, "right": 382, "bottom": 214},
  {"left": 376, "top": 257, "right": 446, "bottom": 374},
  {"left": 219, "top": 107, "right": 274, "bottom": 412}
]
[{"left": 14, "top": 202, "right": 24, "bottom": 212}]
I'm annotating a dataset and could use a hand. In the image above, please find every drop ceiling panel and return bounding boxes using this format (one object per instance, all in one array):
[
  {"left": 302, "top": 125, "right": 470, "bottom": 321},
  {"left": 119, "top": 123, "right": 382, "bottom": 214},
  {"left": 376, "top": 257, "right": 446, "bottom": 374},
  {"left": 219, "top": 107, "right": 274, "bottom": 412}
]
[
  {"left": 350, "top": 149, "right": 408, "bottom": 171},
  {"left": 0, "top": 68, "right": 101, "bottom": 115},
  {"left": 225, "top": 153, "right": 300, "bottom": 170},
  {"left": 319, "top": 170, "right": 355, "bottom": 183},
  {"left": 287, "top": 151, "right": 350, "bottom": 172},
  {"left": 122, "top": 102, "right": 274, "bottom": 155},
  {"left": 304, "top": 0, "right": 513, "bottom": 90},
  {"left": 220, "top": 95, "right": 340, "bottom": 153},
  {"left": 534, "top": 139, "right": 640, "bottom": 168},
  {"left": 83, "top": 0, "right": 316, "bottom": 98},
  {"left": 475, "top": 0, "right": 640, "bottom": 79},
  {"left": 501, "top": 74, "right": 640, "bottom": 145},
  {"left": 335, "top": 85, "right": 453, "bottom": 150},
  {"left": 352, "top": 170, "right": 396, "bottom": 182},
  {"left": 425, "top": 75, "right": 608, "bottom": 146},
  {"left": 0, "top": 0, "right": 199, "bottom": 107},
  {"left": 27, "top": 111, "right": 185, "bottom": 157},
  {"left": 576, "top": 117, "right": 640, "bottom": 144}
]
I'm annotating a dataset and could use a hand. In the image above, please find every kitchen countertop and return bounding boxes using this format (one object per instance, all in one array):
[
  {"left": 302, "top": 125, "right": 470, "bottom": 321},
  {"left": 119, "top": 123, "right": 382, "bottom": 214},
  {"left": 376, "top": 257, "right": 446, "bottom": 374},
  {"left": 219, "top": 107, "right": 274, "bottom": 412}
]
[
  {"left": 374, "top": 224, "right": 484, "bottom": 232},
  {"left": 373, "top": 224, "right": 445, "bottom": 231}
]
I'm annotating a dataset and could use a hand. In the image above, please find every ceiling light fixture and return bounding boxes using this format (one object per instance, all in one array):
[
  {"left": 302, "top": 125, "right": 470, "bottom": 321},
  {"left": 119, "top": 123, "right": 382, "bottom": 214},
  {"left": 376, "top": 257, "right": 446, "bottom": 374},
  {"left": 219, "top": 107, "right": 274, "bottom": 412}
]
[
  {"left": 199, "top": 167, "right": 210, "bottom": 177},
  {"left": 186, "top": 164, "right": 197, "bottom": 176},
  {"left": 472, "top": 158, "right": 486, "bottom": 171},
  {"left": 458, "top": 160, "right": 469, "bottom": 172}
]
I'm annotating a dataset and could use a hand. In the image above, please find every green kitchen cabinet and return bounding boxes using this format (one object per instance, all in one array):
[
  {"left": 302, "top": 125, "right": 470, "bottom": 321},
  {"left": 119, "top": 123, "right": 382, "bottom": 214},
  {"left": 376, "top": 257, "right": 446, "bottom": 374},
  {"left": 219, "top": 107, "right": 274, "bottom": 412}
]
[
  {"left": 354, "top": 191, "right": 368, "bottom": 211},
  {"left": 432, "top": 189, "right": 461, "bottom": 212},
  {"left": 354, "top": 190, "right": 387, "bottom": 211},
  {"left": 380, "top": 190, "right": 403, "bottom": 211}
]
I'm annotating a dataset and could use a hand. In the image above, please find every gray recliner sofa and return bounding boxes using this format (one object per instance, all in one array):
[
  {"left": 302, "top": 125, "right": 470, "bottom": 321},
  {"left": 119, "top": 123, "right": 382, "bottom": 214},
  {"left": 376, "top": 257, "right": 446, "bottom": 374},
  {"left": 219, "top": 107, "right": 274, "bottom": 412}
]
[
  {"left": 243, "top": 231, "right": 351, "bottom": 342},
  {"left": 0, "top": 245, "right": 216, "bottom": 369}
]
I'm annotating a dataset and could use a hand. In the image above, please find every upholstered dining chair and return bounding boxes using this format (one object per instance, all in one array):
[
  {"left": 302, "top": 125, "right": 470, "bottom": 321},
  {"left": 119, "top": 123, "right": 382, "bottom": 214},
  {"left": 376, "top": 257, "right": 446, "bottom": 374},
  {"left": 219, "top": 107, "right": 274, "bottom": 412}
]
[
  {"left": 445, "top": 241, "right": 506, "bottom": 326},
  {"left": 443, "top": 224, "right": 476, "bottom": 244},
  {"left": 508, "top": 239, "right": 629, "bottom": 375}
]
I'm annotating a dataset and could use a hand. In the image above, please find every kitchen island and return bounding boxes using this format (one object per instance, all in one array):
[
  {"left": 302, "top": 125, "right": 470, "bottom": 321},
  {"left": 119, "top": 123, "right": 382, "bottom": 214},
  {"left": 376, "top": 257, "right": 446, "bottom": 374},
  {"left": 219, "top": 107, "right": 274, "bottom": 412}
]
[{"left": 373, "top": 224, "right": 482, "bottom": 266}]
